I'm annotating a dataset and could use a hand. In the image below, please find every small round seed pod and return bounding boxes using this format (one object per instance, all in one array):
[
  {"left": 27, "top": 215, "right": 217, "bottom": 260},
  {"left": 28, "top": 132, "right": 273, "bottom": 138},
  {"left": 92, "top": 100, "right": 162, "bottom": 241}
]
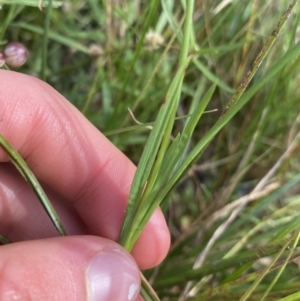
[{"left": 3, "top": 42, "right": 28, "bottom": 68}]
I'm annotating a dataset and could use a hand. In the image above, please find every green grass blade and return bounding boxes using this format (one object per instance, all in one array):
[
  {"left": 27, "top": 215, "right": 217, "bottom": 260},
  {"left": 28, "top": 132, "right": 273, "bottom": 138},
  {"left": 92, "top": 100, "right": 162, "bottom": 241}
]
[
  {"left": 239, "top": 238, "right": 291, "bottom": 301},
  {"left": 0, "top": 134, "right": 67, "bottom": 236},
  {"left": 194, "top": 252, "right": 299, "bottom": 301},
  {"left": 10, "top": 22, "right": 89, "bottom": 53},
  {"left": 107, "top": 0, "right": 160, "bottom": 128},
  {"left": 121, "top": 0, "right": 299, "bottom": 255},
  {"left": 154, "top": 237, "right": 300, "bottom": 290},
  {"left": 161, "top": 0, "right": 183, "bottom": 43},
  {"left": 157, "top": 40, "right": 300, "bottom": 208},
  {"left": 119, "top": 0, "right": 195, "bottom": 251},
  {"left": 224, "top": 0, "right": 298, "bottom": 112},
  {"left": 139, "top": 76, "right": 186, "bottom": 204},
  {"left": 157, "top": 84, "right": 216, "bottom": 186},
  {"left": 193, "top": 59, "right": 234, "bottom": 93},
  {"left": 0, "top": 0, "right": 62, "bottom": 6},
  {"left": 0, "top": 5, "right": 24, "bottom": 41},
  {"left": 140, "top": 97, "right": 178, "bottom": 203},
  {"left": 118, "top": 60, "right": 189, "bottom": 249},
  {"left": 81, "top": 66, "right": 103, "bottom": 115},
  {"left": 41, "top": 0, "right": 53, "bottom": 81},
  {"left": 128, "top": 84, "right": 216, "bottom": 247},
  {"left": 179, "top": 84, "right": 216, "bottom": 155},
  {"left": 277, "top": 291, "right": 300, "bottom": 301},
  {"left": 178, "top": 0, "right": 194, "bottom": 66},
  {"left": 259, "top": 231, "right": 300, "bottom": 301}
]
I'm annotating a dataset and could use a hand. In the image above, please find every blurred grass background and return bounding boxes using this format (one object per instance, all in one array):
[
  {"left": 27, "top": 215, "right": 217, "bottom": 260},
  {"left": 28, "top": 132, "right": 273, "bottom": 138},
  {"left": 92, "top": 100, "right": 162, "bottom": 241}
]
[{"left": 1, "top": 0, "right": 300, "bottom": 300}]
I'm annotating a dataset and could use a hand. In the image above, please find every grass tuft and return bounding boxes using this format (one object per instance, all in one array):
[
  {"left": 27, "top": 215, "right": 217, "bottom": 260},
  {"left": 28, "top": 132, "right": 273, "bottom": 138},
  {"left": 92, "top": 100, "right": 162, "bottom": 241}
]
[{"left": 1, "top": 0, "right": 300, "bottom": 300}]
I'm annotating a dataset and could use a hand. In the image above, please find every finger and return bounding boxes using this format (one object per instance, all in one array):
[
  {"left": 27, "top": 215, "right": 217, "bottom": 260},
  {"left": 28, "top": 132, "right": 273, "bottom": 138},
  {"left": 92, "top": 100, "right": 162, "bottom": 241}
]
[
  {"left": 0, "top": 70, "right": 170, "bottom": 268},
  {"left": 0, "top": 162, "right": 168, "bottom": 270},
  {"left": 0, "top": 236, "right": 141, "bottom": 301},
  {"left": 0, "top": 162, "right": 168, "bottom": 268}
]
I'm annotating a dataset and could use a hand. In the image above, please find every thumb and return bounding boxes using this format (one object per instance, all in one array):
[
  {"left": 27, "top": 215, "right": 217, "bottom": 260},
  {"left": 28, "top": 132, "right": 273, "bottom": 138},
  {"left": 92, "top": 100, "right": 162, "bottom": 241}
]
[{"left": 0, "top": 236, "right": 141, "bottom": 301}]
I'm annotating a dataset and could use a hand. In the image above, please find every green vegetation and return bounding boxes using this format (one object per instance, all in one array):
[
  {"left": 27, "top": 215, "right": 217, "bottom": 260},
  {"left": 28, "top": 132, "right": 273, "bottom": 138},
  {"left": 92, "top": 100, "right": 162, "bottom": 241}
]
[{"left": 1, "top": 0, "right": 300, "bottom": 300}]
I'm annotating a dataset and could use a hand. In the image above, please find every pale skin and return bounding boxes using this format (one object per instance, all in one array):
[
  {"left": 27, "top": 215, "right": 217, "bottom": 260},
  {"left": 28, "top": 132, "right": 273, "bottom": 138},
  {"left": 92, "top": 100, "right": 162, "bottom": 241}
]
[{"left": 0, "top": 70, "right": 170, "bottom": 300}]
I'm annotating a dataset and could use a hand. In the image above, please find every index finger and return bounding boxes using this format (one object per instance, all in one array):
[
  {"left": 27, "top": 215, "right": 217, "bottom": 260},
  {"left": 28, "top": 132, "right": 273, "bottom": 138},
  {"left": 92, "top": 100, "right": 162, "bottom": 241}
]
[{"left": 0, "top": 70, "right": 170, "bottom": 269}]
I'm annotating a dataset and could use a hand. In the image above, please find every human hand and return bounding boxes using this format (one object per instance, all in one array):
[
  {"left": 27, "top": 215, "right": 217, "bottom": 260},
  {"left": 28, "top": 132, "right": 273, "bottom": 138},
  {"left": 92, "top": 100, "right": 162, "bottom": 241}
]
[{"left": 0, "top": 70, "right": 170, "bottom": 300}]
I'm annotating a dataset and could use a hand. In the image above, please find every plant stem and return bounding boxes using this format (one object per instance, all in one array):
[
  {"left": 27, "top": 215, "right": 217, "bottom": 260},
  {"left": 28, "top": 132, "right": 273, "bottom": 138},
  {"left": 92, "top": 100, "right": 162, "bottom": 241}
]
[{"left": 41, "top": 0, "right": 53, "bottom": 81}]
